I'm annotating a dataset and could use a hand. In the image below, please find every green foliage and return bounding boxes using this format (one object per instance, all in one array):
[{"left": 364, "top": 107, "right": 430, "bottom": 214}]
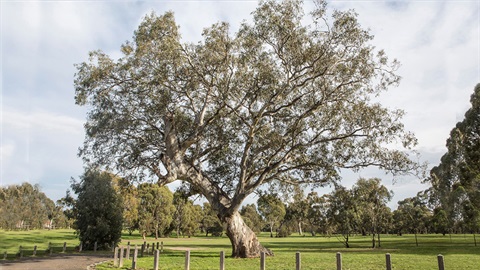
[
  {"left": 112, "top": 177, "right": 139, "bottom": 235},
  {"left": 240, "top": 204, "right": 264, "bottom": 234},
  {"left": 172, "top": 191, "right": 202, "bottom": 237},
  {"left": 393, "top": 193, "right": 431, "bottom": 238},
  {"left": 200, "top": 202, "right": 223, "bottom": 237},
  {"left": 137, "top": 183, "right": 175, "bottom": 239},
  {"left": 257, "top": 192, "right": 286, "bottom": 237},
  {"left": 71, "top": 170, "right": 124, "bottom": 250},
  {"left": 427, "top": 84, "right": 480, "bottom": 234},
  {"left": 327, "top": 185, "right": 355, "bottom": 247},
  {"left": 56, "top": 190, "right": 76, "bottom": 228},
  {"left": 0, "top": 183, "right": 61, "bottom": 230},
  {"left": 305, "top": 192, "right": 330, "bottom": 236}
]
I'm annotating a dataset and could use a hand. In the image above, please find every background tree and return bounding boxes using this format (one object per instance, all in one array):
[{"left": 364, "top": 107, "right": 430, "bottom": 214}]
[
  {"left": 74, "top": 0, "right": 422, "bottom": 257},
  {"left": 240, "top": 204, "right": 264, "bottom": 234},
  {"left": 431, "top": 208, "right": 449, "bottom": 236},
  {"left": 0, "top": 183, "right": 57, "bottom": 230},
  {"left": 284, "top": 186, "right": 309, "bottom": 236},
  {"left": 257, "top": 192, "right": 286, "bottom": 237},
  {"left": 200, "top": 202, "right": 224, "bottom": 237},
  {"left": 327, "top": 185, "right": 356, "bottom": 248},
  {"left": 112, "top": 178, "right": 139, "bottom": 235},
  {"left": 172, "top": 190, "right": 202, "bottom": 237},
  {"left": 305, "top": 192, "right": 331, "bottom": 236},
  {"left": 137, "top": 183, "right": 175, "bottom": 239},
  {"left": 71, "top": 170, "right": 124, "bottom": 250},
  {"left": 427, "top": 84, "right": 480, "bottom": 235},
  {"left": 393, "top": 193, "right": 431, "bottom": 246},
  {"left": 57, "top": 190, "right": 76, "bottom": 229},
  {"left": 352, "top": 178, "right": 393, "bottom": 248}
]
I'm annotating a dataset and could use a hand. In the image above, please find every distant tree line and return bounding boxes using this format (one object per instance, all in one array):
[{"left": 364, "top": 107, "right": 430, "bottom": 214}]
[{"left": 0, "top": 182, "right": 71, "bottom": 230}]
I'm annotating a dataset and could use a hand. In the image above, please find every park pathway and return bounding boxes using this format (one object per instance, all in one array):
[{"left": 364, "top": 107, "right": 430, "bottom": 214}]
[{"left": 0, "top": 254, "right": 111, "bottom": 270}]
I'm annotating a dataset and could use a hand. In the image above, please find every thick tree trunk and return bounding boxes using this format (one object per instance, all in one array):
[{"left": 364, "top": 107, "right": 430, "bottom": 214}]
[{"left": 222, "top": 212, "right": 273, "bottom": 258}]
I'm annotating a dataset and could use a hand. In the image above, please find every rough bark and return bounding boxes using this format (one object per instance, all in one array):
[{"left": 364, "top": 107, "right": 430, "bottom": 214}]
[{"left": 222, "top": 212, "right": 273, "bottom": 258}]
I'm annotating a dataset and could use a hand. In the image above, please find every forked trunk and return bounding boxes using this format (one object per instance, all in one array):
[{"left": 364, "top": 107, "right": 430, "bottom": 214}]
[{"left": 223, "top": 211, "right": 273, "bottom": 258}]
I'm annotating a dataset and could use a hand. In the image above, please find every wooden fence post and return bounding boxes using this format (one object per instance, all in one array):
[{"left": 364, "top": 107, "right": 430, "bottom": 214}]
[
  {"left": 437, "top": 254, "right": 445, "bottom": 270},
  {"left": 185, "top": 250, "right": 190, "bottom": 270},
  {"left": 132, "top": 246, "right": 138, "bottom": 270},
  {"left": 157, "top": 242, "right": 160, "bottom": 250},
  {"left": 260, "top": 251, "right": 266, "bottom": 270},
  {"left": 49, "top": 242, "right": 53, "bottom": 255},
  {"left": 79, "top": 241, "right": 83, "bottom": 253},
  {"left": 295, "top": 252, "right": 301, "bottom": 270},
  {"left": 220, "top": 251, "right": 225, "bottom": 270},
  {"left": 141, "top": 244, "right": 145, "bottom": 257},
  {"left": 113, "top": 247, "right": 119, "bottom": 267},
  {"left": 386, "top": 253, "right": 392, "bottom": 270},
  {"left": 336, "top": 252, "right": 342, "bottom": 270},
  {"left": 161, "top": 241, "right": 164, "bottom": 253},
  {"left": 126, "top": 244, "right": 130, "bottom": 260},
  {"left": 33, "top": 245, "right": 37, "bottom": 257},
  {"left": 63, "top": 242, "right": 67, "bottom": 253},
  {"left": 153, "top": 249, "right": 160, "bottom": 270},
  {"left": 94, "top": 241, "right": 98, "bottom": 252},
  {"left": 4, "top": 251, "right": 7, "bottom": 260},
  {"left": 119, "top": 247, "right": 124, "bottom": 268},
  {"left": 19, "top": 246, "right": 23, "bottom": 258},
  {"left": 147, "top": 243, "right": 150, "bottom": 254}
]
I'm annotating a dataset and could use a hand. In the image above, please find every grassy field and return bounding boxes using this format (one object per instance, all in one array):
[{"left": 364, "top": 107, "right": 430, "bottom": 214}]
[
  {"left": 0, "top": 229, "right": 100, "bottom": 258},
  {"left": 109, "top": 232, "right": 480, "bottom": 270},
  {"left": 1, "top": 229, "right": 479, "bottom": 269}
]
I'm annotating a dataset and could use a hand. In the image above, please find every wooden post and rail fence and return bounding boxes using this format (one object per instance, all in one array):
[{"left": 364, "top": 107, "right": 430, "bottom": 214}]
[{"left": 2, "top": 240, "right": 450, "bottom": 270}]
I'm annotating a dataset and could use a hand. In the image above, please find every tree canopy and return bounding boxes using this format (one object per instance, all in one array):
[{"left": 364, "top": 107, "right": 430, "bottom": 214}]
[
  {"left": 0, "top": 183, "right": 60, "bottom": 230},
  {"left": 71, "top": 170, "right": 124, "bottom": 250},
  {"left": 427, "top": 83, "right": 480, "bottom": 233},
  {"left": 74, "top": 0, "right": 422, "bottom": 257}
]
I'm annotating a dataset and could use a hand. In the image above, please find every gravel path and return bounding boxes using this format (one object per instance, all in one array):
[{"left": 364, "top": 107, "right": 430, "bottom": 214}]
[{"left": 0, "top": 254, "right": 111, "bottom": 270}]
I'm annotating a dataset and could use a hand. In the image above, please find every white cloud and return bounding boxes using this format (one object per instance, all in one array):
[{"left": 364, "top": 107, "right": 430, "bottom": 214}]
[
  {"left": 0, "top": 143, "right": 15, "bottom": 166},
  {"left": 2, "top": 108, "right": 83, "bottom": 135},
  {"left": 0, "top": 107, "right": 85, "bottom": 198}
]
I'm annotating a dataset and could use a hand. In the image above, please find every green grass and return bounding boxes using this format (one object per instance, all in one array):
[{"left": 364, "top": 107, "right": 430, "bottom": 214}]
[
  {"left": 98, "top": 232, "right": 480, "bottom": 270},
  {"left": 0, "top": 229, "right": 85, "bottom": 259},
  {"left": 1, "top": 230, "right": 479, "bottom": 269}
]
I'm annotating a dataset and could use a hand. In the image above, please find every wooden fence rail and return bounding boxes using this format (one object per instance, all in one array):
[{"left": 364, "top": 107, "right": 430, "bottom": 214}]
[
  {"left": 107, "top": 245, "right": 450, "bottom": 270},
  {"left": 0, "top": 241, "right": 451, "bottom": 270}
]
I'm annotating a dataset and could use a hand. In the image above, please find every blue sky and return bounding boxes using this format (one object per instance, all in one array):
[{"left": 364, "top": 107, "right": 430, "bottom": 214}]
[{"left": 1, "top": 0, "right": 479, "bottom": 208}]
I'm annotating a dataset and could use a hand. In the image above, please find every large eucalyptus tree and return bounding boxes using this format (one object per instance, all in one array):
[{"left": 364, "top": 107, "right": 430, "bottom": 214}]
[
  {"left": 428, "top": 83, "right": 480, "bottom": 233},
  {"left": 74, "top": 0, "right": 422, "bottom": 257}
]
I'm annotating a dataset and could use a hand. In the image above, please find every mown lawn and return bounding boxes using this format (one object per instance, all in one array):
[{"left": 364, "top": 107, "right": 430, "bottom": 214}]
[
  {"left": 99, "top": 232, "right": 480, "bottom": 270},
  {"left": 0, "top": 229, "right": 99, "bottom": 258},
  {"left": 1, "top": 229, "right": 479, "bottom": 269}
]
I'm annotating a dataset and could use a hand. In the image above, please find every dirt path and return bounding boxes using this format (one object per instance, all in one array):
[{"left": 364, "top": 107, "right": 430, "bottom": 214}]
[{"left": 0, "top": 254, "right": 111, "bottom": 270}]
